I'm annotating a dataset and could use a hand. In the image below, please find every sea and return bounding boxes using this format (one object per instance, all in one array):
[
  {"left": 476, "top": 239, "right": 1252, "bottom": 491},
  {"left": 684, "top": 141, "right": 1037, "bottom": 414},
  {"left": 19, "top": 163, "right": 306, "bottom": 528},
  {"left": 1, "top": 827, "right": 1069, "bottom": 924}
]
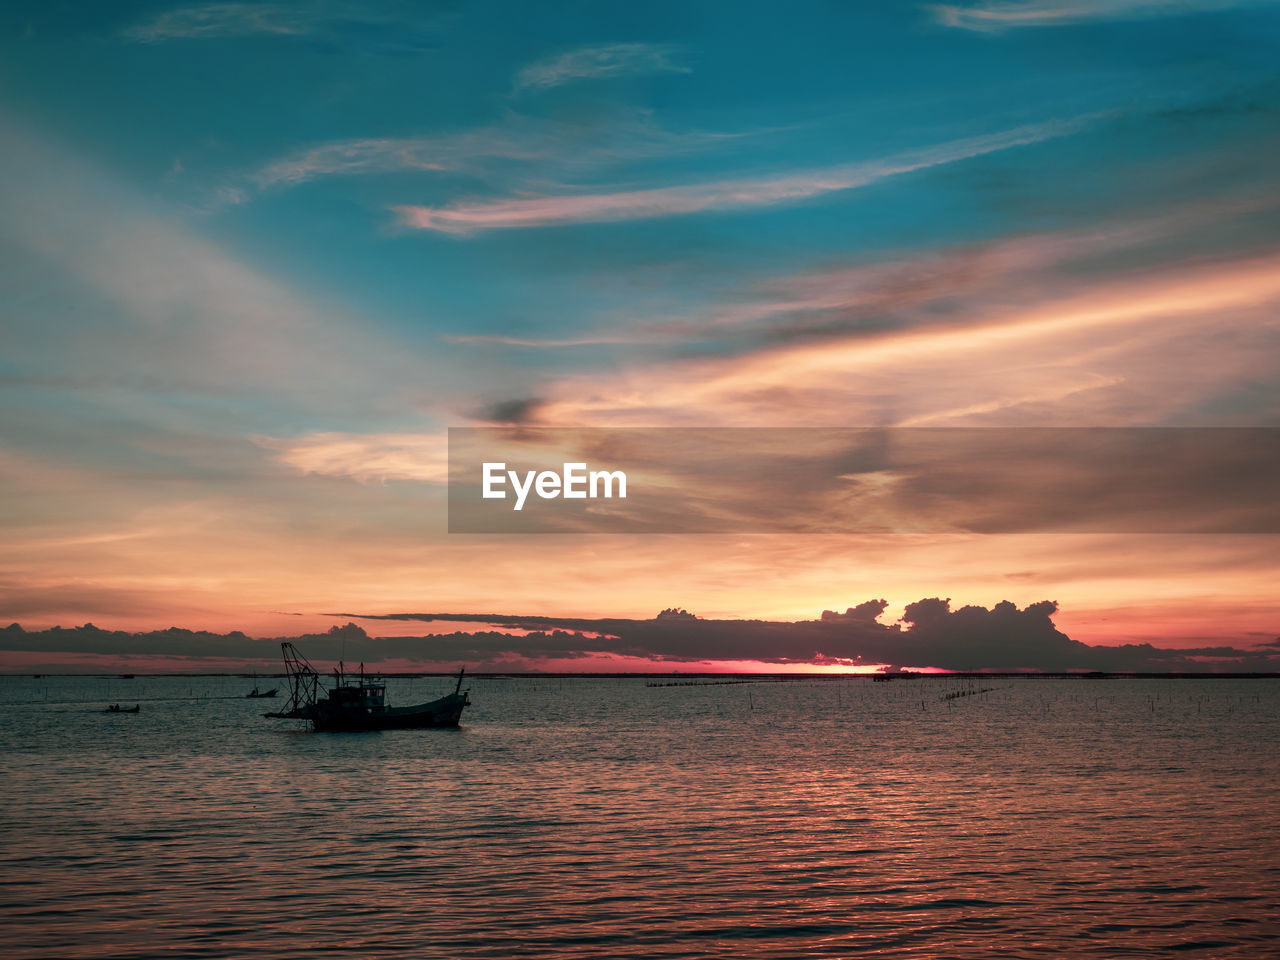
[{"left": 2, "top": 674, "right": 1278, "bottom": 958}]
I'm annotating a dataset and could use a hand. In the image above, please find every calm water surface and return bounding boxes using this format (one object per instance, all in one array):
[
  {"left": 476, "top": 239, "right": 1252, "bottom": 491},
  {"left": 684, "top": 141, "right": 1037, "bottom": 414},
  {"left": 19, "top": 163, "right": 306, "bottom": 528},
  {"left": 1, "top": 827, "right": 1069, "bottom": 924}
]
[{"left": 2, "top": 675, "right": 1278, "bottom": 958}]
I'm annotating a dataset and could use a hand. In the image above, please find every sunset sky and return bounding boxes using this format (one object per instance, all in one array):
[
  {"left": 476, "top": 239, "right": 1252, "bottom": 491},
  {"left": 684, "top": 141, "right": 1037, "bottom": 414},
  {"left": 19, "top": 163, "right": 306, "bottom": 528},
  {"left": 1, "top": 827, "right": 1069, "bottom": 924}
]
[{"left": 2, "top": 1, "right": 1279, "bottom": 669}]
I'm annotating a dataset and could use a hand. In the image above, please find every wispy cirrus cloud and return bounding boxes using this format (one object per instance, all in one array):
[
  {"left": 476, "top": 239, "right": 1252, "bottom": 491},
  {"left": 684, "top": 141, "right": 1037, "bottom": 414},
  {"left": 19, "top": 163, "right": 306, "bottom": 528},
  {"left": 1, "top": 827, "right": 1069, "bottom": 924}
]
[
  {"left": 121, "top": 1, "right": 445, "bottom": 46},
  {"left": 688, "top": 192, "right": 1274, "bottom": 339},
  {"left": 514, "top": 43, "right": 690, "bottom": 92},
  {"left": 122, "top": 3, "right": 316, "bottom": 41},
  {"left": 252, "top": 132, "right": 536, "bottom": 190},
  {"left": 393, "top": 113, "right": 1100, "bottom": 233},
  {"left": 528, "top": 249, "right": 1280, "bottom": 428},
  {"left": 931, "top": 0, "right": 1257, "bottom": 31},
  {"left": 287, "top": 245, "right": 1280, "bottom": 499},
  {"left": 438, "top": 220, "right": 1168, "bottom": 349},
  {"left": 442, "top": 190, "right": 1279, "bottom": 350},
  {"left": 248, "top": 112, "right": 740, "bottom": 191},
  {"left": 442, "top": 333, "right": 654, "bottom": 348}
]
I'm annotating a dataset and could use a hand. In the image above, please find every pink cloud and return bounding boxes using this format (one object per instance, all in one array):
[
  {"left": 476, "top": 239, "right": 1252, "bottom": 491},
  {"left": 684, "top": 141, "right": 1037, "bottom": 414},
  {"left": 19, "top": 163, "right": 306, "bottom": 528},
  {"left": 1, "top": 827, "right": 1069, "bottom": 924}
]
[{"left": 932, "top": 0, "right": 1254, "bottom": 31}]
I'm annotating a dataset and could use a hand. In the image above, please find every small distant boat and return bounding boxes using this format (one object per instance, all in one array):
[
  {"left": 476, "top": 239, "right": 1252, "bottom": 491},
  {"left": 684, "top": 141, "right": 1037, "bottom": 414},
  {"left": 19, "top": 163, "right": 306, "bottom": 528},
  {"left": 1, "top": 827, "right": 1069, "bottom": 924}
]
[
  {"left": 105, "top": 704, "right": 140, "bottom": 713},
  {"left": 265, "top": 642, "right": 469, "bottom": 732},
  {"left": 246, "top": 687, "right": 278, "bottom": 698}
]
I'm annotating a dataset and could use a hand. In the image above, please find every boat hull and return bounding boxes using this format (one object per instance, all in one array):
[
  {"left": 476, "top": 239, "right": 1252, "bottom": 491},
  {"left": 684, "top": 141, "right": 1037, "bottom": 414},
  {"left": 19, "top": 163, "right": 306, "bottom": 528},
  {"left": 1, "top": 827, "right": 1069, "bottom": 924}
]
[{"left": 306, "top": 692, "right": 469, "bottom": 732}]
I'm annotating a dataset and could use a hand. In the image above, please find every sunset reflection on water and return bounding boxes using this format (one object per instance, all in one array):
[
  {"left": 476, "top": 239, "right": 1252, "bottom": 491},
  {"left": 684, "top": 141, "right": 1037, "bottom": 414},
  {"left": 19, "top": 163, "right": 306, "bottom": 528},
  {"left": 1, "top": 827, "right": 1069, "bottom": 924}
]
[{"left": 3, "top": 675, "right": 1278, "bottom": 958}]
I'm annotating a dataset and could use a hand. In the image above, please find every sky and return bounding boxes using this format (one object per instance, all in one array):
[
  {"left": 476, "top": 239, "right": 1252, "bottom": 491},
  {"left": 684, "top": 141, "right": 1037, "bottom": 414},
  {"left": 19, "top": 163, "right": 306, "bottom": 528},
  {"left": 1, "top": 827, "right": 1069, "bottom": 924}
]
[{"left": 2, "top": 0, "right": 1279, "bottom": 671}]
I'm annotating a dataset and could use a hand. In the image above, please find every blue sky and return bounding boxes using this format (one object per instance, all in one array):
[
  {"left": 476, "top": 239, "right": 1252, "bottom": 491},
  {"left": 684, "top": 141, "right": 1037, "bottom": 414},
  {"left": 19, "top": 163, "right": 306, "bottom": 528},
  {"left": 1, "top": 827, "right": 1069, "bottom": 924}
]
[
  {"left": 2, "top": 1, "right": 1280, "bottom": 646},
  {"left": 7, "top": 2, "right": 1277, "bottom": 385}
]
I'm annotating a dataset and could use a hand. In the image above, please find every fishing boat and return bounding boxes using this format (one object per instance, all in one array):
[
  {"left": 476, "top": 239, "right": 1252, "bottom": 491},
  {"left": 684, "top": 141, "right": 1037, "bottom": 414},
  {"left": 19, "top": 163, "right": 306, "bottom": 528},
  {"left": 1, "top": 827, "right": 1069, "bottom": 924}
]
[
  {"left": 264, "top": 642, "right": 469, "bottom": 732},
  {"left": 105, "top": 704, "right": 140, "bottom": 713},
  {"left": 246, "top": 686, "right": 278, "bottom": 698}
]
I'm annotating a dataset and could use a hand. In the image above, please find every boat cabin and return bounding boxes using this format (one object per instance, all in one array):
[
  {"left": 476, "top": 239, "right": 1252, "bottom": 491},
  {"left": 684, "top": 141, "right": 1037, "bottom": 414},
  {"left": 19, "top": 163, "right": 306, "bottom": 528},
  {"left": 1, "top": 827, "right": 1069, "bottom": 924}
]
[{"left": 324, "top": 677, "right": 387, "bottom": 713}]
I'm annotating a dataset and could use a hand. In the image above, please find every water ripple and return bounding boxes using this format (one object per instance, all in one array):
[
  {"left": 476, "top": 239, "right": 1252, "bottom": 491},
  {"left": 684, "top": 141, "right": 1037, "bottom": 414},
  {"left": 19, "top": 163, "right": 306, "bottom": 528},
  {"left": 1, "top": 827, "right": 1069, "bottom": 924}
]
[{"left": 2, "top": 675, "right": 1278, "bottom": 958}]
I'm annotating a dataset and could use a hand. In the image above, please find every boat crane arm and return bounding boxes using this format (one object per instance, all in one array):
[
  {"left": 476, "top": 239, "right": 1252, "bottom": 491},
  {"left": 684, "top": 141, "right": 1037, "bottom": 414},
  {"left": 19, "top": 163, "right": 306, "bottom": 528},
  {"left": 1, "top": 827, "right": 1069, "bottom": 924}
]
[{"left": 267, "top": 641, "right": 322, "bottom": 718}]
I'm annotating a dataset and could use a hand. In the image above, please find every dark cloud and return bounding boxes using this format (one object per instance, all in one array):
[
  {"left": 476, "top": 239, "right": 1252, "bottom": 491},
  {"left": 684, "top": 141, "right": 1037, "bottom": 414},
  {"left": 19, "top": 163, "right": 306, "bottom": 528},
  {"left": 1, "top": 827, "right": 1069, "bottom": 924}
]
[
  {"left": 821, "top": 599, "right": 889, "bottom": 623},
  {"left": 332, "top": 602, "right": 1280, "bottom": 672},
  {"left": 481, "top": 397, "right": 545, "bottom": 424},
  {"left": 892, "top": 598, "right": 1089, "bottom": 670},
  {"left": 2, "top": 621, "right": 259, "bottom": 658},
  {"left": 7, "top": 600, "right": 1279, "bottom": 672}
]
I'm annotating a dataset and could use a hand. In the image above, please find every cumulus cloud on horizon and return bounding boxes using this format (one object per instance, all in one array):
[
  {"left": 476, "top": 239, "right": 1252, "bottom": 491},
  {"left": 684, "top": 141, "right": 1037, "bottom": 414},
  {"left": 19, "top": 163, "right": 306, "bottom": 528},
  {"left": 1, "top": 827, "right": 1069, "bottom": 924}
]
[{"left": 7, "top": 599, "right": 1278, "bottom": 673}]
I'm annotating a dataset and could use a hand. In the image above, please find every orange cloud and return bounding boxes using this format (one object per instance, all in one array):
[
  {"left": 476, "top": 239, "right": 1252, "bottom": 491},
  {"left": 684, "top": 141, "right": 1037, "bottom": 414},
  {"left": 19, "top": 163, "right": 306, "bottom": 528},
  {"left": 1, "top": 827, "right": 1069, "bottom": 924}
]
[
  {"left": 252, "top": 431, "right": 450, "bottom": 484},
  {"left": 532, "top": 250, "right": 1280, "bottom": 427}
]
